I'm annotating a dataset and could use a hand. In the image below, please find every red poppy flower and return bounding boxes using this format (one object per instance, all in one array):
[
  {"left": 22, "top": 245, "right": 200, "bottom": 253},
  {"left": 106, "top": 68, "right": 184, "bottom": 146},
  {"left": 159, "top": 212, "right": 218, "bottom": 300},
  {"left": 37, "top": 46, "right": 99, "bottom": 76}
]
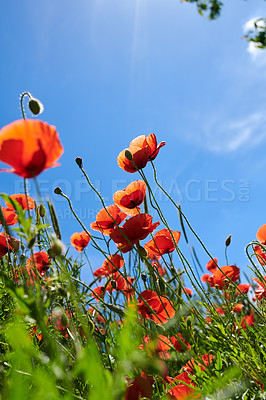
[
  {"left": 256, "top": 224, "right": 266, "bottom": 244},
  {"left": 240, "top": 312, "right": 254, "bottom": 329},
  {"left": 144, "top": 229, "right": 181, "bottom": 257},
  {"left": 0, "top": 232, "right": 19, "bottom": 257},
  {"left": 137, "top": 289, "right": 175, "bottom": 324},
  {"left": 166, "top": 372, "right": 198, "bottom": 399},
  {"left": 183, "top": 354, "right": 214, "bottom": 374},
  {"left": 170, "top": 333, "right": 191, "bottom": 352},
  {"left": 70, "top": 231, "right": 91, "bottom": 252},
  {"left": 93, "top": 254, "right": 125, "bottom": 278},
  {"left": 124, "top": 372, "right": 153, "bottom": 400},
  {"left": 236, "top": 284, "right": 251, "bottom": 295},
  {"left": 106, "top": 272, "right": 135, "bottom": 299},
  {"left": 253, "top": 277, "right": 266, "bottom": 301},
  {"left": 206, "top": 257, "right": 218, "bottom": 272},
  {"left": 0, "top": 119, "right": 64, "bottom": 178},
  {"left": 0, "top": 207, "right": 18, "bottom": 225},
  {"left": 254, "top": 244, "right": 266, "bottom": 265},
  {"left": 91, "top": 286, "right": 105, "bottom": 301},
  {"left": 208, "top": 265, "right": 240, "bottom": 290},
  {"left": 90, "top": 204, "right": 127, "bottom": 236},
  {"left": 26, "top": 251, "right": 50, "bottom": 277},
  {"left": 201, "top": 273, "right": 211, "bottom": 283},
  {"left": 110, "top": 213, "right": 160, "bottom": 253},
  {"left": 5, "top": 193, "right": 35, "bottom": 210},
  {"left": 183, "top": 288, "right": 193, "bottom": 297},
  {"left": 113, "top": 180, "right": 146, "bottom": 216},
  {"left": 117, "top": 133, "right": 165, "bottom": 173},
  {"left": 215, "top": 307, "right": 225, "bottom": 315},
  {"left": 232, "top": 303, "right": 243, "bottom": 313}
]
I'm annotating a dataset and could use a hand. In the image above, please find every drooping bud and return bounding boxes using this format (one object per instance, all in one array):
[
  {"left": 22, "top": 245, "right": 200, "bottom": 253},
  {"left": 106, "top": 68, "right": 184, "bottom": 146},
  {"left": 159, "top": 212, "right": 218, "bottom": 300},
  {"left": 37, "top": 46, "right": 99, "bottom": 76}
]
[
  {"left": 125, "top": 149, "right": 133, "bottom": 161},
  {"left": 75, "top": 157, "right": 83, "bottom": 168},
  {"left": 141, "top": 274, "right": 147, "bottom": 283},
  {"left": 54, "top": 187, "right": 62, "bottom": 195},
  {"left": 225, "top": 234, "right": 232, "bottom": 247},
  {"left": 111, "top": 280, "right": 117, "bottom": 290},
  {"left": 28, "top": 97, "right": 44, "bottom": 115}
]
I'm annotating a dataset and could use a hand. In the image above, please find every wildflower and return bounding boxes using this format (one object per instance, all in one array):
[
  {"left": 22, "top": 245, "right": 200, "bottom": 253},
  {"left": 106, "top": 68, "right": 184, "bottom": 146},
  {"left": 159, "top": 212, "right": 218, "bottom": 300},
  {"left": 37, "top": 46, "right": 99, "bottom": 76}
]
[
  {"left": 5, "top": 193, "right": 35, "bottom": 210},
  {"left": 106, "top": 272, "right": 135, "bottom": 299},
  {"left": 0, "top": 119, "right": 63, "bottom": 178},
  {"left": 254, "top": 244, "right": 266, "bottom": 265},
  {"left": 137, "top": 289, "right": 175, "bottom": 324},
  {"left": 240, "top": 312, "right": 254, "bottom": 329},
  {"left": 91, "top": 286, "right": 105, "bottom": 301},
  {"left": 93, "top": 254, "right": 125, "bottom": 279},
  {"left": 0, "top": 232, "right": 19, "bottom": 257},
  {"left": 232, "top": 303, "right": 243, "bottom": 313},
  {"left": 26, "top": 251, "right": 50, "bottom": 277},
  {"left": 113, "top": 180, "right": 146, "bottom": 216},
  {"left": 235, "top": 284, "right": 251, "bottom": 295},
  {"left": 206, "top": 257, "right": 218, "bottom": 272},
  {"left": 124, "top": 372, "right": 153, "bottom": 400},
  {"left": 70, "top": 231, "right": 91, "bottom": 252},
  {"left": 170, "top": 333, "right": 191, "bottom": 352},
  {"left": 253, "top": 277, "right": 266, "bottom": 301},
  {"left": 256, "top": 224, "right": 266, "bottom": 244},
  {"left": 0, "top": 208, "right": 18, "bottom": 225},
  {"left": 184, "top": 354, "right": 214, "bottom": 373},
  {"left": 201, "top": 273, "right": 211, "bottom": 283},
  {"left": 183, "top": 288, "right": 193, "bottom": 297},
  {"left": 208, "top": 265, "right": 240, "bottom": 290},
  {"left": 90, "top": 204, "right": 127, "bottom": 235},
  {"left": 117, "top": 133, "right": 165, "bottom": 173},
  {"left": 166, "top": 372, "right": 198, "bottom": 399},
  {"left": 110, "top": 213, "right": 160, "bottom": 253},
  {"left": 144, "top": 229, "right": 181, "bottom": 257},
  {"left": 215, "top": 307, "right": 225, "bottom": 315}
]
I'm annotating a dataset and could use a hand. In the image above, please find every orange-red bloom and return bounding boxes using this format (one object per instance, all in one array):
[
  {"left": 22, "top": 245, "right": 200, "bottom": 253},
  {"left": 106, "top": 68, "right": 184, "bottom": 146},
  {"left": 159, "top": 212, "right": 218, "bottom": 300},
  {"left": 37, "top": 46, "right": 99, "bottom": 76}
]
[
  {"left": 257, "top": 224, "right": 266, "bottom": 244},
  {"left": 117, "top": 134, "right": 165, "bottom": 173},
  {"left": 201, "top": 273, "right": 211, "bottom": 283},
  {"left": 206, "top": 257, "right": 218, "bottom": 272},
  {"left": 208, "top": 265, "right": 240, "bottom": 290},
  {"left": 110, "top": 213, "right": 160, "bottom": 253},
  {"left": 137, "top": 289, "right": 175, "bottom": 324},
  {"left": 236, "top": 284, "right": 251, "bottom": 295},
  {"left": 166, "top": 372, "right": 198, "bottom": 399},
  {"left": 183, "top": 288, "right": 193, "bottom": 297},
  {"left": 5, "top": 193, "right": 35, "bottom": 210},
  {"left": 144, "top": 229, "right": 180, "bottom": 257},
  {"left": 90, "top": 204, "right": 127, "bottom": 235},
  {"left": 0, "top": 119, "right": 63, "bottom": 178},
  {"left": 93, "top": 254, "right": 125, "bottom": 278},
  {"left": 254, "top": 244, "right": 266, "bottom": 265},
  {"left": 183, "top": 354, "right": 214, "bottom": 374},
  {"left": 106, "top": 272, "right": 135, "bottom": 299},
  {"left": 124, "top": 372, "right": 153, "bottom": 400},
  {"left": 253, "top": 277, "right": 266, "bottom": 301},
  {"left": 26, "top": 251, "right": 50, "bottom": 277},
  {"left": 113, "top": 180, "right": 146, "bottom": 216},
  {"left": 70, "top": 231, "right": 91, "bottom": 252},
  {"left": 0, "top": 207, "right": 18, "bottom": 225},
  {"left": 0, "top": 232, "right": 19, "bottom": 257}
]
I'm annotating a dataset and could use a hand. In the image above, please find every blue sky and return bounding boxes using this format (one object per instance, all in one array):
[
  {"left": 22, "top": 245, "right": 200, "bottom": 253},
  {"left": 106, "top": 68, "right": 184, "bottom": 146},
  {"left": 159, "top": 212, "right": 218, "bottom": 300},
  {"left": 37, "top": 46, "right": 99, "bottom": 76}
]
[{"left": 1, "top": 0, "right": 266, "bottom": 285}]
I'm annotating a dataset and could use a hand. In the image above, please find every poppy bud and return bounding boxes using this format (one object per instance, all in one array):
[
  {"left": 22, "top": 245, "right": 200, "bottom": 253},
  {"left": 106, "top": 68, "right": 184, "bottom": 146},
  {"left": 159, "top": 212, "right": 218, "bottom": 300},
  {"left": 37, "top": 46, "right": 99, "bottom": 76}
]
[
  {"left": 225, "top": 234, "right": 232, "bottom": 247},
  {"left": 28, "top": 97, "right": 44, "bottom": 115},
  {"left": 186, "top": 315, "right": 192, "bottom": 328},
  {"left": 27, "top": 237, "right": 36, "bottom": 249},
  {"left": 124, "top": 149, "right": 133, "bottom": 161},
  {"left": 39, "top": 204, "right": 46, "bottom": 218},
  {"left": 136, "top": 244, "right": 148, "bottom": 258},
  {"left": 141, "top": 274, "right": 147, "bottom": 283},
  {"left": 157, "top": 277, "right": 166, "bottom": 293},
  {"left": 75, "top": 157, "right": 83, "bottom": 168},
  {"left": 111, "top": 280, "right": 117, "bottom": 289},
  {"left": 54, "top": 187, "right": 62, "bottom": 195},
  {"left": 48, "top": 237, "right": 65, "bottom": 257}
]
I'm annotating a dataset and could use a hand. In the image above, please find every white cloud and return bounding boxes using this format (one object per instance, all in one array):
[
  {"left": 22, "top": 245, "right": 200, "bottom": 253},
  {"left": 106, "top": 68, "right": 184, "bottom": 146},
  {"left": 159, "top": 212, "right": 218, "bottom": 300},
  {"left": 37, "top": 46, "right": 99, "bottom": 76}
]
[{"left": 186, "top": 112, "right": 266, "bottom": 154}]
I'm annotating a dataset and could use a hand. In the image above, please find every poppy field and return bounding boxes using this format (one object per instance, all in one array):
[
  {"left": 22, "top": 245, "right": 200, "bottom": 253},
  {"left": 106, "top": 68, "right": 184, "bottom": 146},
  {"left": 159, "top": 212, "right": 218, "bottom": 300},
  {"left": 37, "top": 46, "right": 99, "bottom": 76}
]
[{"left": 1, "top": 94, "right": 266, "bottom": 399}]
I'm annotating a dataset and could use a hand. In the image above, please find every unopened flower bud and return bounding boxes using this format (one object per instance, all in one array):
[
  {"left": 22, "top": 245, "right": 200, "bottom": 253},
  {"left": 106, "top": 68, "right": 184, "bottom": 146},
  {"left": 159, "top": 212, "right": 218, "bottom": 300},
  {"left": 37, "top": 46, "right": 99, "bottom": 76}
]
[
  {"left": 141, "top": 274, "right": 147, "bottom": 283},
  {"left": 125, "top": 149, "right": 133, "bottom": 161},
  {"left": 48, "top": 238, "right": 65, "bottom": 257},
  {"left": 75, "top": 157, "right": 83, "bottom": 168},
  {"left": 39, "top": 204, "right": 46, "bottom": 218},
  {"left": 54, "top": 187, "right": 62, "bottom": 195},
  {"left": 28, "top": 97, "right": 44, "bottom": 115},
  {"left": 225, "top": 234, "right": 232, "bottom": 247},
  {"left": 111, "top": 280, "right": 117, "bottom": 289}
]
